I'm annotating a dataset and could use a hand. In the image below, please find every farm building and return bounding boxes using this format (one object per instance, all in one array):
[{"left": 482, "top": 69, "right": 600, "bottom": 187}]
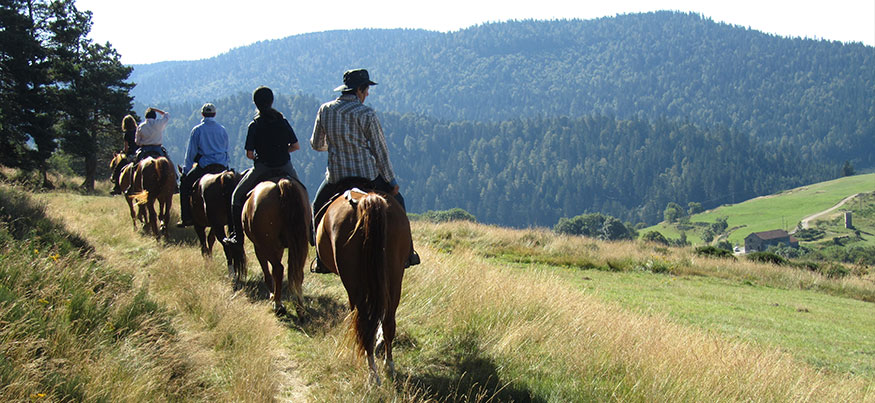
[{"left": 744, "top": 229, "right": 799, "bottom": 253}]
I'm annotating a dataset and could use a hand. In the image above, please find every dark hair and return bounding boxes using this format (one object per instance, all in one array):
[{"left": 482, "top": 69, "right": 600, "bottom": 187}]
[
  {"left": 144, "top": 108, "right": 156, "bottom": 119},
  {"left": 252, "top": 86, "right": 282, "bottom": 119},
  {"left": 121, "top": 115, "right": 137, "bottom": 132}
]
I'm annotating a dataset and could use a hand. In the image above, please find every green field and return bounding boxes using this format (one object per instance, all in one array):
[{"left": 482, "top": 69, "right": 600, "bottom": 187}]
[{"left": 645, "top": 173, "right": 875, "bottom": 246}]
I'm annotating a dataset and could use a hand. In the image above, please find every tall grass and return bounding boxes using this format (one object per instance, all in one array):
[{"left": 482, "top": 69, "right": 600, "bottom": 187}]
[
  {"left": 24, "top": 179, "right": 875, "bottom": 401},
  {"left": 287, "top": 221, "right": 874, "bottom": 401},
  {"left": 0, "top": 185, "right": 196, "bottom": 401},
  {"left": 32, "top": 184, "right": 297, "bottom": 401}
]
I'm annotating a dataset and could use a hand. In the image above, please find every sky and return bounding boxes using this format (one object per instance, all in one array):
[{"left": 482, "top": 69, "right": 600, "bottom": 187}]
[{"left": 76, "top": 0, "right": 875, "bottom": 65}]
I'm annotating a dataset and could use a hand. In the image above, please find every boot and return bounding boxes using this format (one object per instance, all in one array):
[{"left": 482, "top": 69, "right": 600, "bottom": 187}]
[
  {"left": 176, "top": 196, "right": 193, "bottom": 227},
  {"left": 223, "top": 204, "right": 245, "bottom": 245}
]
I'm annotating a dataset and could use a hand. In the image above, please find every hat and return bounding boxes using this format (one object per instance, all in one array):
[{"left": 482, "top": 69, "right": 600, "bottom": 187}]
[
  {"left": 201, "top": 103, "right": 216, "bottom": 115},
  {"left": 333, "top": 69, "right": 378, "bottom": 92}
]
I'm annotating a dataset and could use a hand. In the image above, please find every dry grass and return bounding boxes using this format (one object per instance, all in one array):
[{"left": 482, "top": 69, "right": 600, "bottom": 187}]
[
  {"left": 27, "top": 183, "right": 875, "bottom": 401},
  {"left": 35, "top": 187, "right": 298, "bottom": 401}
]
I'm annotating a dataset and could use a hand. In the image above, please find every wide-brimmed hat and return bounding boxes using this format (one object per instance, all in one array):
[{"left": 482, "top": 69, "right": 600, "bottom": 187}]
[
  {"left": 201, "top": 103, "right": 216, "bottom": 115},
  {"left": 333, "top": 69, "right": 378, "bottom": 92}
]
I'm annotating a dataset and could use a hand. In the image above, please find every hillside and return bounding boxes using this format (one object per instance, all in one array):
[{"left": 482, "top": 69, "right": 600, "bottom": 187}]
[
  {"left": 118, "top": 11, "right": 875, "bottom": 228},
  {"left": 644, "top": 173, "right": 875, "bottom": 247},
  {"left": 130, "top": 12, "right": 875, "bottom": 165},
  {"left": 6, "top": 179, "right": 874, "bottom": 401}
]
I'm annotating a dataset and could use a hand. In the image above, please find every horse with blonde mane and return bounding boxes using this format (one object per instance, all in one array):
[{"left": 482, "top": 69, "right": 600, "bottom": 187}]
[
  {"left": 316, "top": 188, "right": 411, "bottom": 385},
  {"left": 130, "top": 156, "right": 176, "bottom": 241},
  {"left": 110, "top": 153, "right": 145, "bottom": 229},
  {"left": 230, "top": 178, "right": 310, "bottom": 316}
]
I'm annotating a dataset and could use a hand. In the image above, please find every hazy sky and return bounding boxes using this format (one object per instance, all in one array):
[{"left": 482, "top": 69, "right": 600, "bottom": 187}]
[{"left": 76, "top": 0, "right": 875, "bottom": 65}]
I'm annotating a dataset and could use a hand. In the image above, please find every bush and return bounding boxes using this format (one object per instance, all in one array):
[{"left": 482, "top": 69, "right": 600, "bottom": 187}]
[
  {"left": 746, "top": 251, "right": 788, "bottom": 265},
  {"left": 414, "top": 208, "right": 477, "bottom": 223},
  {"left": 694, "top": 245, "right": 735, "bottom": 260},
  {"left": 554, "top": 213, "right": 636, "bottom": 241},
  {"left": 640, "top": 231, "right": 669, "bottom": 246}
]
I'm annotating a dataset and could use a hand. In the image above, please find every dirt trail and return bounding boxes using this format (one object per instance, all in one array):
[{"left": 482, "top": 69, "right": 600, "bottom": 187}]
[{"left": 795, "top": 193, "right": 860, "bottom": 231}]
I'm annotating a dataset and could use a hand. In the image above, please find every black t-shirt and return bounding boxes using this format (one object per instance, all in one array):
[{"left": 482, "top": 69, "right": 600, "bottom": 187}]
[
  {"left": 124, "top": 129, "right": 138, "bottom": 155},
  {"left": 244, "top": 114, "right": 298, "bottom": 167}
]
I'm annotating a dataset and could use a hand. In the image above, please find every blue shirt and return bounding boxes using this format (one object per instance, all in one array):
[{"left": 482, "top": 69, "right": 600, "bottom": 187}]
[{"left": 183, "top": 117, "right": 229, "bottom": 173}]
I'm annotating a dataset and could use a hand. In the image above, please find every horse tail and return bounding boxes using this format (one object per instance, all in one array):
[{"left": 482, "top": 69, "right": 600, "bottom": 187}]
[{"left": 350, "top": 193, "right": 389, "bottom": 356}]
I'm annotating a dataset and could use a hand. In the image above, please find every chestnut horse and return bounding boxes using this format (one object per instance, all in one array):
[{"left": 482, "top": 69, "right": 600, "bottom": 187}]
[
  {"left": 130, "top": 156, "right": 176, "bottom": 241},
  {"left": 189, "top": 170, "right": 242, "bottom": 276},
  {"left": 316, "top": 189, "right": 411, "bottom": 385},
  {"left": 237, "top": 178, "right": 311, "bottom": 316},
  {"left": 110, "top": 154, "right": 144, "bottom": 229}
]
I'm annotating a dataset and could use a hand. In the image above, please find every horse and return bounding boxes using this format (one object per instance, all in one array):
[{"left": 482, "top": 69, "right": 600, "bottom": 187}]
[
  {"left": 130, "top": 156, "right": 176, "bottom": 241},
  {"left": 316, "top": 188, "right": 411, "bottom": 385},
  {"left": 235, "top": 178, "right": 311, "bottom": 316},
  {"left": 188, "top": 169, "right": 243, "bottom": 276},
  {"left": 110, "top": 153, "right": 145, "bottom": 229}
]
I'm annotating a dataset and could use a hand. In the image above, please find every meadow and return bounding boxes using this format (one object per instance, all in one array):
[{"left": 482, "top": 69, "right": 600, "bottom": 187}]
[
  {"left": 646, "top": 173, "right": 875, "bottom": 245},
  {"left": 2, "top": 177, "right": 873, "bottom": 401}
]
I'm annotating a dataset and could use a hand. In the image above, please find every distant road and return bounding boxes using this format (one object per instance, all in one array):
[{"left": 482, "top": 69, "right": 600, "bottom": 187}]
[{"left": 794, "top": 193, "right": 861, "bottom": 232}]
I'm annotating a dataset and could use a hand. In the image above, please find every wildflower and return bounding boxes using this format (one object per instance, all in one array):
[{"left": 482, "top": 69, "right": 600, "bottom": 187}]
[
  {"left": 37, "top": 298, "right": 49, "bottom": 305},
  {"left": 30, "top": 392, "right": 46, "bottom": 400},
  {"left": 51, "top": 254, "right": 59, "bottom": 262}
]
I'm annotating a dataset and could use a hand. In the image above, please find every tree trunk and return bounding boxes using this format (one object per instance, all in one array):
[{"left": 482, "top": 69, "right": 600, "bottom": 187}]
[
  {"left": 39, "top": 165, "right": 54, "bottom": 190},
  {"left": 82, "top": 152, "right": 96, "bottom": 192}
]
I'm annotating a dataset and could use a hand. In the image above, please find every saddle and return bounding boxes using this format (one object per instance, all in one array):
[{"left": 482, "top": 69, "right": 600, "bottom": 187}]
[{"left": 342, "top": 188, "right": 369, "bottom": 206}]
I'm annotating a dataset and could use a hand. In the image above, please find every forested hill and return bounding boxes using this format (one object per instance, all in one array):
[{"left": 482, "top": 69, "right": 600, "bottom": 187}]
[
  {"left": 128, "top": 11, "right": 874, "bottom": 228},
  {"left": 131, "top": 12, "right": 873, "bottom": 157}
]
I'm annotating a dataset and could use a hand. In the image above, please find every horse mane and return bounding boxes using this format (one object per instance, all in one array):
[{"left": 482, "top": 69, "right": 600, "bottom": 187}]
[
  {"left": 350, "top": 193, "right": 389, "bottom": 356},
  {"left": 109, "top": 153, "right": 125, "bottom": 169}
]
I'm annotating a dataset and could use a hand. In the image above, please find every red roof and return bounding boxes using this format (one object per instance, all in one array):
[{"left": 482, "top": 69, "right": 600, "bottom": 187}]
[{"left": 752, "top": 229, "right": 790, "bottom": 240}]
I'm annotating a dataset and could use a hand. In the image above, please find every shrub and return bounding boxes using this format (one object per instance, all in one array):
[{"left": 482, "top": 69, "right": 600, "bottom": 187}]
[
  {"left": 746, "top": 251, "right": 788, "bottom": 265},
  {"left": 640, "top": 230, "right": 669, "bottom": 246},
  {"left": 416, "top": 208, "right": 477, "bottom": 223},
  {"left": 694, "top": 245, "right": 735, "bottom": 260}
]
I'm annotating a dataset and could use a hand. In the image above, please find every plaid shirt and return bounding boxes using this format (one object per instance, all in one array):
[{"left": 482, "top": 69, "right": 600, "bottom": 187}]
[{"left": 310, "top": 94, "right": 395, "bottom": 183}]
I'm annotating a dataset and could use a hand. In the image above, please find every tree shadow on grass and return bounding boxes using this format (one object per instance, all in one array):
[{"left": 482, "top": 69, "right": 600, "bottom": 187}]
[{"left": 395, "top": 331, "right": 545, "bottom": 403}]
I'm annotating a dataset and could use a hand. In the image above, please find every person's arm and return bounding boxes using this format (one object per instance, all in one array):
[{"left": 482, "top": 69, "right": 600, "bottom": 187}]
[
  {"left": 309, "top": 108, "right": 328, "bottom": 151},
  {"left": 182, "top": 129, "right": 198, "bottom": 172},
  {"left": 363, "top": 111, "right": 395, "bottom": 184},
  {"left": 288, "top": 142, "right": 300, "bottom": 153}
]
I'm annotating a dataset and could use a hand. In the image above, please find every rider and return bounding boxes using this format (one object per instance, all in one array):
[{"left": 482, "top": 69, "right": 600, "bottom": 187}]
[
  {"left": 310, "top": 68, "right": 419, "bottom": 268},
  {"left": 177, "top": 103, "right": 230, "bottom": 228},
  {"left": 134, "top": 107, "right": 170, "bottom": 162},
  {"left": 124, "top": 107, "right": 170, "bottom": 196},
  {"left": 223, "top": 86, "right": 302, "bottom": 245},
  {"left": 110, "top": 114, "right": 139, "bottom": 195}
]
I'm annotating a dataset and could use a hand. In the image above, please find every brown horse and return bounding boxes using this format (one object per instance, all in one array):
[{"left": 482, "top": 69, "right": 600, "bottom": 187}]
[
  {"left": 238, "top": 178, "right": 311, "bottom": 316},
  {"left": 130, "top": 156, "right": 176, "bottom": 241},
  {"left": 189, "top": 170, "right": 243, "bottom": 276},
  {"left": 110, "top": 154, "right": 145, "bottom": 229},
  {"left": 316, "top": 189, "right": 411, "bottom": 385}
]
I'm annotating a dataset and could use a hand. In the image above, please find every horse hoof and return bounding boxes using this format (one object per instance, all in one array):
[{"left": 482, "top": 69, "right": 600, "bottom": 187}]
[{"left": 274, "top": 304, "right": 287, "bottom": 316}]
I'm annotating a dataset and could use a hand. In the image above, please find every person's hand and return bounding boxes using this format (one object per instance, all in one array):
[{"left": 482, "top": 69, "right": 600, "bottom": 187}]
[{"left": 391, "top": 185, "right": 399, "bottom": 195}]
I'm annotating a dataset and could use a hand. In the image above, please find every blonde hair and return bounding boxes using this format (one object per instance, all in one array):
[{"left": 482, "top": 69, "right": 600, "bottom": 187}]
[{"left": 122, "top": 115, "right": 137, "bottom": 132}]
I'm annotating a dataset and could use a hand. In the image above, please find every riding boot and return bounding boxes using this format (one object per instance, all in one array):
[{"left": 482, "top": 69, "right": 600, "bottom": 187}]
[
  {"left": 176, "top": 196, "right": 192, "bottom": 227},
  {"left": 406, "top": 246, "right": 421, "bottom": 268},
  {"left": 223, "top": 204, "right": 245, "bottom": 245}
]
